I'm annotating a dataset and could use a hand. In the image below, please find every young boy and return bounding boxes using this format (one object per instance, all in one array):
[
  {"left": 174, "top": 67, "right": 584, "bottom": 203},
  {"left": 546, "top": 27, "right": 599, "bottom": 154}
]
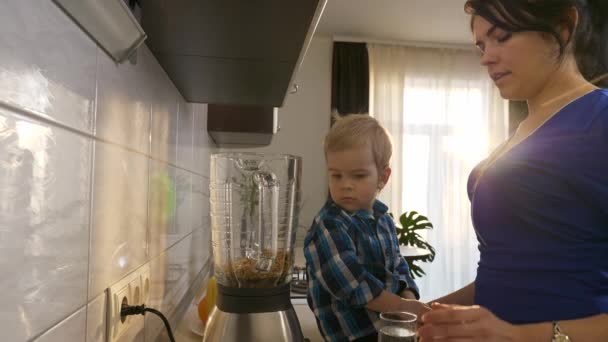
[{"left": 304, "top": 114, "right": 429, "bottom": 342}]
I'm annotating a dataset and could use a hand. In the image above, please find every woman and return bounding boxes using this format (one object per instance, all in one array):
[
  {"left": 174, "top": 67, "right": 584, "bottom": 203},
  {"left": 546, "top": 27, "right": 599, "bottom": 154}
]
[{"left": 419, "top": 1, "right": 608, "bottom": 341}]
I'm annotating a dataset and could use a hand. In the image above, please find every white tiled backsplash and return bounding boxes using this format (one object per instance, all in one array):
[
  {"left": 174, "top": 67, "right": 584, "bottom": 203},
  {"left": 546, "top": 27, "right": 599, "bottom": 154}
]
[{"left": 0, "top": 1, "right": 215, "bottom": 341}]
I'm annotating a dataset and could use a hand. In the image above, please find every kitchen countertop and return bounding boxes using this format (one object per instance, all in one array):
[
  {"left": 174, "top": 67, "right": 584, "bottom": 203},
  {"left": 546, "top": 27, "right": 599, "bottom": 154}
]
[{"left": 174, "top": 247, "right": 324, "bottom": 342}]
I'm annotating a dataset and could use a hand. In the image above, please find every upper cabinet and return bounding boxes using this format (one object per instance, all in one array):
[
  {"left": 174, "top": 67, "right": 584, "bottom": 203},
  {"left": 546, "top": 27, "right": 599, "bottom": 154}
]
[{"left": 140, "top": 0, "right": 327, "bottom": 107}]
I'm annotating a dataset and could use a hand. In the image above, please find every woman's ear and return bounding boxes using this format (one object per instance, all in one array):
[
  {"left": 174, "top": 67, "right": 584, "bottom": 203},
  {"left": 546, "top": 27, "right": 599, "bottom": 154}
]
[
  {"left": 378, "top": 167, "right": 391, "bottom": 190},
  {"left": 561, "top": 6, "right": 579, "bottom": 44}
]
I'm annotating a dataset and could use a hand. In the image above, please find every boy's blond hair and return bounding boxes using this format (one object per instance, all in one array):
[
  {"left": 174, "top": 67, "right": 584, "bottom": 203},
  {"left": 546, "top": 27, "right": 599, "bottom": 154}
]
[{"left": 324, "top": 114, "right": 393, "bottom": 170}]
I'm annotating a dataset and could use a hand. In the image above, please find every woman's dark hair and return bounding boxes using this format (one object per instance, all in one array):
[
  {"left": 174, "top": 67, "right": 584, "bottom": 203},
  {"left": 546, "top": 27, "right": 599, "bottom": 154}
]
[{"left": 464, "top": 0, "right": 608, "bottom": 86}]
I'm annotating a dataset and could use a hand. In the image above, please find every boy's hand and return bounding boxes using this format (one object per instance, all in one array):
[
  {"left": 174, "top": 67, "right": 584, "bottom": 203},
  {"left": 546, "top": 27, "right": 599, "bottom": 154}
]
[
  {"left": 398, "top": 299, "right": 431, "bottom": 318},
  {"left": 399, "top": 289, "right": 417, "bottom": 300},
  {"left": 367, "top": 290, "right": 429, "bottom": 317}
]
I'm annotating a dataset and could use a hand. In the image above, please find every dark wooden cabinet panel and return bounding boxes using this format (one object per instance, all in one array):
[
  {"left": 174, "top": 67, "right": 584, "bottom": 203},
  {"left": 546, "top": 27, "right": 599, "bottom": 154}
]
[
  {"left": 140, "top": 0, "right": 326, "bottom": 107},
  {"left": 154, "top": 53, "right": 293, "bottom": 106}
]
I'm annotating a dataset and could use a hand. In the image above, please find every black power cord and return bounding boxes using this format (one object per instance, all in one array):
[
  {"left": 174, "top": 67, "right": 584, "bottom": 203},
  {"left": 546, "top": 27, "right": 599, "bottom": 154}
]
[{"left": 121, "top": 304, "right": 176, "bottom": 342}]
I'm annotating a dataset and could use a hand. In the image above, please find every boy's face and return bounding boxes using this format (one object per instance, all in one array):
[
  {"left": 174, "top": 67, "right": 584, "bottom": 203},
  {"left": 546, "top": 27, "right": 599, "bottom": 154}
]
[{"left": 326, "top": 144, "right": 389, "bottom": 213}]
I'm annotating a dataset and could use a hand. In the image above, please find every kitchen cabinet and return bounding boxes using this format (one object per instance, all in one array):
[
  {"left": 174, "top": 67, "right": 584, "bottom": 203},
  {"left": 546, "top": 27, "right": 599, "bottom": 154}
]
[{"left": 140, "top": 0, "right": 327, "bottom": 107}]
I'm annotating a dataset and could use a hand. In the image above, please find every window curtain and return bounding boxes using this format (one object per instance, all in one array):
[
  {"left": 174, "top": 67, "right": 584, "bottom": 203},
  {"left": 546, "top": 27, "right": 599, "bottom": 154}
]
[
  {"left": 331, "top": 42, "right": 369, "bottom": 116},
  {"left": 368, "top": 44, "right": 509, "bottom": 301}
]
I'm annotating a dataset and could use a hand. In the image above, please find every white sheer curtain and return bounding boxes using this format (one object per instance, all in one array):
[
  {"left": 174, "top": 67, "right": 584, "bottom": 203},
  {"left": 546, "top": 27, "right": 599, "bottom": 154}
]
[{"left": 368, "top": 44, "right": 509, "bottom": 301}]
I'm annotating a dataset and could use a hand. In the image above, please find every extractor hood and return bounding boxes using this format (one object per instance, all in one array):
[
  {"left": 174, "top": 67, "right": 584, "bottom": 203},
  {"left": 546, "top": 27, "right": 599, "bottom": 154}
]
[
  {"left": 207, "top": 104, "right": 279, "bottom": 146},
  {"left": 139, "top": 0, "right": 326, "bottom": 107}
]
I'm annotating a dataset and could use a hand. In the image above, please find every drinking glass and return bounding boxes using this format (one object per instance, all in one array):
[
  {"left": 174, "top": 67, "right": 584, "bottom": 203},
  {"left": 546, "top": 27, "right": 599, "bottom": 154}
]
[{"left": 378, "top": 311, "right": 417, "bottom": 342}]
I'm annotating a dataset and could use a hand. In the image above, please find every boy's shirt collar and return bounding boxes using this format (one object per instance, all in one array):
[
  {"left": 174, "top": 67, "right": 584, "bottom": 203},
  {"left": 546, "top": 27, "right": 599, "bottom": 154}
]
[{"left": 325, "top": 198, "right": 388, "bottom": 220}]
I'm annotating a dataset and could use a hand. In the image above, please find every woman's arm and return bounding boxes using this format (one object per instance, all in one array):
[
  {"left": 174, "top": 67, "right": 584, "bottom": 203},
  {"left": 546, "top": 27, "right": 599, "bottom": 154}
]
[
  {"left": 418, "top": 303, "right": 608, "bottom": 342},
  {"left": 428, "top": 281, "right": 475, "bottom": 306},
  {"left": 517, "top": 313, "right": 608, "bottom": 342}
]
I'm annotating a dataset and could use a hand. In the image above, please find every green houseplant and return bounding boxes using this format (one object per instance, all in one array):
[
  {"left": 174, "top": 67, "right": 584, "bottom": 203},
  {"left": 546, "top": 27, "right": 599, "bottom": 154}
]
[{"left": 395, "top": 211, "right": 436, "bottom": 278}]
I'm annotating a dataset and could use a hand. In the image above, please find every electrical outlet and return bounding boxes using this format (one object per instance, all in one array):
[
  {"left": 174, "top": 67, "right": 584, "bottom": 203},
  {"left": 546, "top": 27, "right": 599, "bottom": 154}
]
[{"left": 106, "top": 263, "right": 151, "bottom": 342}]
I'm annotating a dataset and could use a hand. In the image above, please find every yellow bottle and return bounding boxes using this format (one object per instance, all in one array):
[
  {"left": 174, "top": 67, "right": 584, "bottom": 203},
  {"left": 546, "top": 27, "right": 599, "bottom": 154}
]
[{"left": 197, "top": 276, "right": 217, "bottom": 324}]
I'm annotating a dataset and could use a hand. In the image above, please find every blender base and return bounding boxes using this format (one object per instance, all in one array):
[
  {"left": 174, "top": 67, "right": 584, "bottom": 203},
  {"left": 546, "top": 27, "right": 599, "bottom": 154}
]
[{"left": 203, "top": 306, "right": 304, "bottom": 342}]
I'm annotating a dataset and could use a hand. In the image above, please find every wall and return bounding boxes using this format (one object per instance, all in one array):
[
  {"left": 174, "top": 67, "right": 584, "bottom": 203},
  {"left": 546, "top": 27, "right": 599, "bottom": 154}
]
[
  {"left": 220, "top": 36, "right": 333, "bottom": 246},
  {"left": 0, "top": 1, "right": 214, "bottom": 341}
]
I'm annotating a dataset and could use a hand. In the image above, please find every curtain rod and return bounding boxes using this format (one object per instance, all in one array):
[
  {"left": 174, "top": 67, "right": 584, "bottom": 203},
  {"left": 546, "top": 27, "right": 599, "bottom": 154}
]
[{"left": 332, "top": 35, "right": 474, "bottom": 51}]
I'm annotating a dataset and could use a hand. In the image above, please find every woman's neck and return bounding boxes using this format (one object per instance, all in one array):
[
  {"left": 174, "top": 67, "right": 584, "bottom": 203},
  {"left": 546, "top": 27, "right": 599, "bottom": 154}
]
[{"left": 527, "top": 63, "right": 597, "bottom": 122}]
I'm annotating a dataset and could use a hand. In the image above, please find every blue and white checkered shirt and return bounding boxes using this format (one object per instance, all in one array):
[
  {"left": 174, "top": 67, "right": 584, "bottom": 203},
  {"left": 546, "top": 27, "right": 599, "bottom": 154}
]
[{"left": 304, "top": 199, "right": 419, "bottom": 342}]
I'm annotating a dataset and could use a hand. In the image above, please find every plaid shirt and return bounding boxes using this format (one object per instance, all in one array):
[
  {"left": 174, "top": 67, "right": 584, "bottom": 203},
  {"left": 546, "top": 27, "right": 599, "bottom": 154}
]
[{"left": 304, "top": 199, "right": 419, "bottom": 342}]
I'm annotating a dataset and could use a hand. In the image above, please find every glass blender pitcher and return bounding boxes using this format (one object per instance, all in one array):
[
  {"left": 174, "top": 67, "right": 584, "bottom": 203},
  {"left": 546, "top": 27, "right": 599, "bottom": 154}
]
[{"left": 204, "top": 153, "right": 304, "bottom": 342}]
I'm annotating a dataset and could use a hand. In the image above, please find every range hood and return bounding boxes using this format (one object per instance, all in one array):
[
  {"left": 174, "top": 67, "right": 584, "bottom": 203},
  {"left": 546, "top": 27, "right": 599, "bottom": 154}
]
[
  {"left": 207, "top": 104, "right": 279, "bottom": 146},
  {"left": 139, "top": 0, "right": 326, "bottom": 107}
]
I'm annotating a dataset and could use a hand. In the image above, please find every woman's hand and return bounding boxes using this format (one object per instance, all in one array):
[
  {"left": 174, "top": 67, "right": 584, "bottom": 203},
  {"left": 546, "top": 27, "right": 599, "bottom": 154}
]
[
  {"left": 418, "top": 303, "right": 522, "bottom": 341},
  {"left": 398, "top": 299, "right": 431, "bottom": 318}
]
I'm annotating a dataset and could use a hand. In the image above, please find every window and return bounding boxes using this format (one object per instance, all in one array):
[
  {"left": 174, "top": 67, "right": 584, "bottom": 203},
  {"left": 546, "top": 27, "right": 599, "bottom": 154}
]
[{"left": 368, "top": 43, "right": 508, "bottom": 300}]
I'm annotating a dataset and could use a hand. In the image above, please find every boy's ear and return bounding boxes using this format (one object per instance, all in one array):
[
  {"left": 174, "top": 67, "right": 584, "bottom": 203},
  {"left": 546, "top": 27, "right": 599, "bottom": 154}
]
[{"left": 378, "top": 167, "right": 391, "bottom": 189}]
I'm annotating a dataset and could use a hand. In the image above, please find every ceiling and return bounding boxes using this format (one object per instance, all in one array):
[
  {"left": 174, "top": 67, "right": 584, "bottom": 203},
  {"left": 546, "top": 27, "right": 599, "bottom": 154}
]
[{"left": 316, "top": 0, "right": 473, "bottom": 45}]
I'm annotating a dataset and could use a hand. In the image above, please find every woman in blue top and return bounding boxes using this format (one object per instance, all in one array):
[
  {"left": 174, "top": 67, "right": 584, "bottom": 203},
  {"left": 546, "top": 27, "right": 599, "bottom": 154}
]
[{"left": 419, "top": 1, "right": 608, "bottom": 341}]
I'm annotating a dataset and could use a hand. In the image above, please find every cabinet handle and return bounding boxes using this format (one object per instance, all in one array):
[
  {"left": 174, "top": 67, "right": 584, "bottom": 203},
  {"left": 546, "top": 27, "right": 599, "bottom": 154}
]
[{"left": 290, "top": 84, "right": 299, "bottom": 94}]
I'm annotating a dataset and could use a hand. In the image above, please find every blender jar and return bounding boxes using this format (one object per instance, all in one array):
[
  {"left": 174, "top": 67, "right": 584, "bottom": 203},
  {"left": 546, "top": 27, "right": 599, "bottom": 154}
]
[{"left": 209, "top": 153, "right": 302, "bottom": 288}]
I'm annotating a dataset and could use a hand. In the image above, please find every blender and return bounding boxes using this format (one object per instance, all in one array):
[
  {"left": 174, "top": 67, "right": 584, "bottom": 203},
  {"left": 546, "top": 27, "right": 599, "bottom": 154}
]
[{"left": 204, "top": 153, "right": 304, "bottom": 342}]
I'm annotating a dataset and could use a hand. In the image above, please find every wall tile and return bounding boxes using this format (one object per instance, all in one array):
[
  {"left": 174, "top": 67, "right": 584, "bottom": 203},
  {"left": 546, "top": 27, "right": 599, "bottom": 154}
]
[
  {"left": 148, "top": 160, "right": 176, "bottom": 258},
  {"left": 0, "top": 0, "right": 96, "bottom": 133},
  {"left": 85, "top": 293, "right": 106, "bottom": 342},
  {"left": 88, "top": 142, "right": 149, "bottom": 300},
  {"left": 96, "top": 46, "right": 156, "bottom": 154},
  {"left": 0, "top": 3, "right": 215, "bottom": 340},
  {"left": 177, "top": 102, "right": 194, "bottom": 171},
  {"left": 191, "top": 174, "right": 208, "bottom": 232},
  {"left": 192, "top": 103, "right": 212, "bottom": 176},
  {"left": 0, "top": 109, "right": 91, "bottom": 340},
  {"left": 34, "top": 306, "right": 86, "bottom": 342},
  {"left": 189, "top": 227, "right": 208, "bottom": 281},
  {"left": 146, "top": 234, "right": 194, "bottom": 341},
  {"left": 150, "top": 72, "right": 179, "bottom": 165},
  {"left": 175, "top": 168, "right": 193, "bottom": 238}
]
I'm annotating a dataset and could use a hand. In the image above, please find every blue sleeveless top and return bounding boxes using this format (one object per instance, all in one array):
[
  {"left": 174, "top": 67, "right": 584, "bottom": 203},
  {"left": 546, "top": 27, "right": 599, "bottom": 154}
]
[{"left": 468, "top": 89, "right": 608, "bottom": 324}]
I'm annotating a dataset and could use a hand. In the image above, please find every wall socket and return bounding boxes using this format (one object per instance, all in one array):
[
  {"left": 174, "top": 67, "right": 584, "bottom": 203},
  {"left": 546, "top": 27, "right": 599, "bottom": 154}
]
[{"left": 106, "top": 263, "right": 151, "bottom": 342}]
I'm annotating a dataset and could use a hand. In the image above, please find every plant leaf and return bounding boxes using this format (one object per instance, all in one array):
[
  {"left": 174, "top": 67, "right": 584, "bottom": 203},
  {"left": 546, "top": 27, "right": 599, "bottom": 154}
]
[{"left": 396, "top": 210, "right": 437, "bottom": 277}]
